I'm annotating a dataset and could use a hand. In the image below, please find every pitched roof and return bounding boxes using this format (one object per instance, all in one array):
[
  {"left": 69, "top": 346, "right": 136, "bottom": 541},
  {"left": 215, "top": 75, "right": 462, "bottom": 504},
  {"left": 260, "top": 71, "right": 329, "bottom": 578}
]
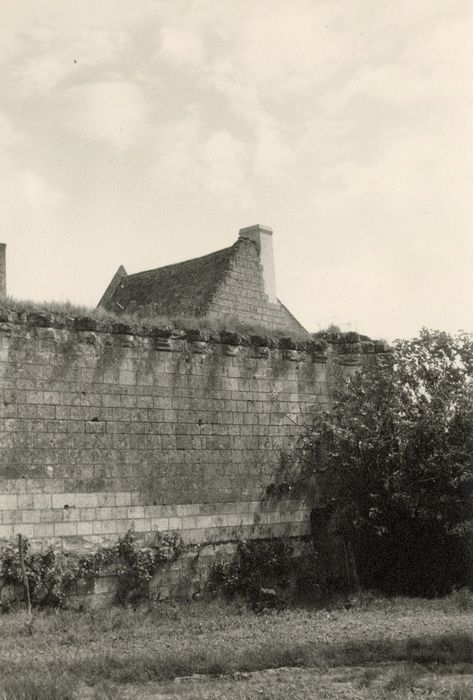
[
  {"left": 101, "top": 243, "right": 237, "bottom": 317},
  {"left": 99, "top": 231, "right": 309, "bottom": 336}
]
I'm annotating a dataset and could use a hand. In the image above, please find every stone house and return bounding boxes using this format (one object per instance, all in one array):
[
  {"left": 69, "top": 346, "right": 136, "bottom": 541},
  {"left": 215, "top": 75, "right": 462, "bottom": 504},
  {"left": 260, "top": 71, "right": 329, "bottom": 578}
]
[{"left": 98, "top": 224, "right": 308, "bottom": 336}]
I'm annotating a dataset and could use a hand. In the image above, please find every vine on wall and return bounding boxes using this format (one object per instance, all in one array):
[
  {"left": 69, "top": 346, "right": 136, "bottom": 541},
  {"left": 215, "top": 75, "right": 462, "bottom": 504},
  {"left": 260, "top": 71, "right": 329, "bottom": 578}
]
[{"left": 0, "top": 529, "right": 184, "bottom": 610}]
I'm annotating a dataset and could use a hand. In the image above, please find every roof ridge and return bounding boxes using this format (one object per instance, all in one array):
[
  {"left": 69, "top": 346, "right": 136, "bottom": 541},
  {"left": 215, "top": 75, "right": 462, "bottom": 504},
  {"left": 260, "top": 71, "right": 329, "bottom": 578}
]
[{"left": 124, "top": 244, "right": 235, "bottom": 280}]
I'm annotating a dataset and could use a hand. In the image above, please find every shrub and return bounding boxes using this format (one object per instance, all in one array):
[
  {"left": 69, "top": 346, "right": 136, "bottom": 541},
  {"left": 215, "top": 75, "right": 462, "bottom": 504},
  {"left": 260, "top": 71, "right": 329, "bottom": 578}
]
[
  {"left": 0, "top": 541, "right": 99, "bottom": 609},
  {"left": 208, "top": 538, "right": 314, "bottom": 608},
  {"left": 115, "top": 529, "right": 184, "bottom": 605}
]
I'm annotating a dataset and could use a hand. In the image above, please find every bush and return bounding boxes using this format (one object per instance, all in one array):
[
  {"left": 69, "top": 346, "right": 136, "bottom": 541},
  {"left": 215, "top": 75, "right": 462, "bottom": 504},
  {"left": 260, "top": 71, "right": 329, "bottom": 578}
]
[
  {"left": 208, "top": 538, "right": 316, "bottom": 608},
  {"left": 0, "top": 541, "right": 98, "bottom": 609},
  {"left": 115, "top": 529, "right": 184, "bottom": 605}
]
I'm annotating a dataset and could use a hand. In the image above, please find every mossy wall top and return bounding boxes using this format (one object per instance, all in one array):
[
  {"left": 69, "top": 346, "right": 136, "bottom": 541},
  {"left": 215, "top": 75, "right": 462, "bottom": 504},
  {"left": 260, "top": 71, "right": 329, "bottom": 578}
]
[{"left": 0, "top": 309, "right": 386, "bottom": 550}]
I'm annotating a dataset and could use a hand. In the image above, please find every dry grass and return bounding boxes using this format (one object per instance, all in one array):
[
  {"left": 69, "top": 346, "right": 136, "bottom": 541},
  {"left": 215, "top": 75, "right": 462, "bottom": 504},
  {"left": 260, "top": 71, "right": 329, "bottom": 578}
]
[
  {"left": 0, "top": 596, "right": 473, "bottom": 698},
  {"left": 2, "top": 296, "right": 309, "bottom": 340}
]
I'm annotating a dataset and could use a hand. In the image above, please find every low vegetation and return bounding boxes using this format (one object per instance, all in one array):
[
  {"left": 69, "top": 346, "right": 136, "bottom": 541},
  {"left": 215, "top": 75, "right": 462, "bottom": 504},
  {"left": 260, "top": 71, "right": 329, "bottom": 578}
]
[
  {"left": 0, "top": 529, "right": 184, "bottom": 610},
  {"left": 0, "top": 595, "right": 473, "bottom": 698}
]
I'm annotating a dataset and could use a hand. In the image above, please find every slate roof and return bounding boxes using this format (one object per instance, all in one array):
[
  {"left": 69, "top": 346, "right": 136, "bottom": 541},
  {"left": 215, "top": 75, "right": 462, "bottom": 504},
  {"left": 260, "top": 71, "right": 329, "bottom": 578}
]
[{"left": 101, "top": 243, "right": 237, "bottom": 317}]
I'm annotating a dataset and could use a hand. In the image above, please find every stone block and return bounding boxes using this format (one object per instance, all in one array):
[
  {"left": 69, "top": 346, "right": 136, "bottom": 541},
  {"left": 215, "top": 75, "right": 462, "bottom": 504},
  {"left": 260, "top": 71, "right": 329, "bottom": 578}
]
[
  {"left": 195, "top": 515, "right": 213, "bottom": 529},
  {"left": 101, "top": 520, "right": 117, "bottom": 534},
  {"left": 176, "top": 504, "right": 199, "bottom": 517},
  {"left": 115, "top": 519, "right": 131, "bottom": 533},
  {"left": 77, "top": 521, "right": 94, "bottom": 535},
  {"left": 13, "top": 523, "right": 34, "bottom": 537},
  {"left": 21, "top": 510, "right": 41, "bottom": 524},
  {"left": 150, "top": 517, "right": 169, "bottom": 530},
  {"left": 75, "top": 493, "right": 98, "bottom": 508},
  {"left": 168, "top": 517, "right": 183, "bottom": 530},
  {"left": 96, "top": 492, "right": 115, "bottom": 507},
  {"left": 0, "top": 524, "right": 14, "bottom": 538},
  {"left": 127, "top": 506, "right": 144, "bottom": 519},
  {"left": 115, "top": 491, "right": 132, "bottom": 506},
  {"left": 17, "top": 494, "right": 34, "bottom": 509},
  {"left": 33, "top": 522, "right": 55, "bottom": 537},
  {"left": 0, "top": 494, "right": 17, "bottom": 510},
  {"left": 51, "top": 493, "right": 73, "bottom": 509},
  {"left": 54, "top": 521, "right": 77, "bottom": 537},
  {"left": 181, "top": 516, "right": 197, "bottom": 530},
  {"left": 133, "top": 518, "right": 151, "bottom": 532},
  {"left": 88, "top": 504, "right": 109, "bottom": 521},
  {"left": 79, "top": 507, "right": 96, "bottom": 521}
]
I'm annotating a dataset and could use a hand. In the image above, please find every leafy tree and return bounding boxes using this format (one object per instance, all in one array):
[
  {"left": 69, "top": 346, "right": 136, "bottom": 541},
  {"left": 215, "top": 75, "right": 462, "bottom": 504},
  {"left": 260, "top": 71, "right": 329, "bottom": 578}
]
[{"left": 313, "top": 329, "right": 473, "bottom": 596}]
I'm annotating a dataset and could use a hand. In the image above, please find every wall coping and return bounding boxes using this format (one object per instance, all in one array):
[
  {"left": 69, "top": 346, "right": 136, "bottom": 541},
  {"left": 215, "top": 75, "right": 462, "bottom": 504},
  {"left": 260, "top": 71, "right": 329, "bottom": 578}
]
[{"left": 0, "top": 306, "right": 391, "bottom": 357}]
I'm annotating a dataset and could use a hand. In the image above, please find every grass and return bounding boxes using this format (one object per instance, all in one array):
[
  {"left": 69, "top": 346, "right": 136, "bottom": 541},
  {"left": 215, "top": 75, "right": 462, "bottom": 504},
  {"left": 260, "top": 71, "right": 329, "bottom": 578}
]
[
  {"left": 0, "top": 596, "right": 473, "bottom": 698},
  {"left": 2, "top": 296, "right": 310, "bottom": 341}
]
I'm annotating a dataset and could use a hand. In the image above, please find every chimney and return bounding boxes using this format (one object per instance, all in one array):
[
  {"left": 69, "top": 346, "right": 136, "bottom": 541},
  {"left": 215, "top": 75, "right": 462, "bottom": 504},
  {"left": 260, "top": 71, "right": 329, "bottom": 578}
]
[
  {"left": 238, "top": 224, "right": 277, "bottom": 303},
  {"left": 0, "top": 244, "right": 6, "bottom": 298}
]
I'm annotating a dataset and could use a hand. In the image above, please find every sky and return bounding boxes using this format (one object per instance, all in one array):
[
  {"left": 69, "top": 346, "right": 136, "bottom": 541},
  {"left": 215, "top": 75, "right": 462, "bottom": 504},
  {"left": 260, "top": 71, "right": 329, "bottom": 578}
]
[{"left": 1, "top": 0, "right": 472, "bottom": 341}]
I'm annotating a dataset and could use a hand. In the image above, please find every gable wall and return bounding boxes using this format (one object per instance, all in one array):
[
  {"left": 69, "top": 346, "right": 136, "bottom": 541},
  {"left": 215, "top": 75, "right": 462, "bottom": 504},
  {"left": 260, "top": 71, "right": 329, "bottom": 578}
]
[{"left": 207, "top": 239, "right": 308, "bottom": 335}]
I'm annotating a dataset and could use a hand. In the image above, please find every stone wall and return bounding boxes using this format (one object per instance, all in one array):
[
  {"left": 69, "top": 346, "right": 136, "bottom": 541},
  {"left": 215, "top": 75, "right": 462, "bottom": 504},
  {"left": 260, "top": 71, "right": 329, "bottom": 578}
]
[
  {"left": 0, "top": 309, "right": 387, "bottom": 600},
  {"left": 0, "top": 245, "right": 6, "bottom": 299}
]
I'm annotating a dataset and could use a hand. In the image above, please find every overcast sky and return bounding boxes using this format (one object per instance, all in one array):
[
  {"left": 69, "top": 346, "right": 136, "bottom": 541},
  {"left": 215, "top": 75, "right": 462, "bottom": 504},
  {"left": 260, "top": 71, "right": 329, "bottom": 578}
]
[{"left": 1, "top": 1, "right": 472, "bottom": 340}]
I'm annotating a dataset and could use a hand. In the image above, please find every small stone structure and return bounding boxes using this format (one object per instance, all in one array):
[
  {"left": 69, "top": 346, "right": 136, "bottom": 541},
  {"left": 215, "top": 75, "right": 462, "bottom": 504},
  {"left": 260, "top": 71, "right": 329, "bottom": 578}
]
[{"left": 98, "top": 225, "right": 308, "bottom": 336}]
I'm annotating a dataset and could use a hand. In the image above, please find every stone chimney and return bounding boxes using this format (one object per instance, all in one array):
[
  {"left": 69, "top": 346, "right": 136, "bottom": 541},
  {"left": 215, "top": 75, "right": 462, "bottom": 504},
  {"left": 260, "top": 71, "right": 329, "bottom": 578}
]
[
  {"left": 238, "top": 224, "right": 277, "bottom": 303},
  {"left": 0, "top": 244, "right": 6, "bottom": 298}
]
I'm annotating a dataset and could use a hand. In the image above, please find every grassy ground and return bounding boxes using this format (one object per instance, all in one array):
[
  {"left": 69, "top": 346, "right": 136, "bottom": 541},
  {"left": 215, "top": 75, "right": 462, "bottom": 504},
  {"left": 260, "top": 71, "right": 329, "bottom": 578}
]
[{"left": 1, "top": 594, "right": 473, "bottom": 699}]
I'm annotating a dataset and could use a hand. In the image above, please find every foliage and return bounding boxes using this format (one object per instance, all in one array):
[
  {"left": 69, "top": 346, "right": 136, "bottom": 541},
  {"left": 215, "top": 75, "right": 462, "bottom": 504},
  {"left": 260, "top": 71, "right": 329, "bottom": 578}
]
[
  {"left": 115, "top": 529, "right": 184, "bottom": 605},
  {"left": 208, "top": 538, "right": 299, "bottom": 607},
  {"left": 0, "top": 529, "right": 184, "bottom": 609},
  {"left": 0, "top": 541, "right": 100, "bottom": 609},
  {"left": 311, "top": 329, "right": 473, "bottom": 595}
]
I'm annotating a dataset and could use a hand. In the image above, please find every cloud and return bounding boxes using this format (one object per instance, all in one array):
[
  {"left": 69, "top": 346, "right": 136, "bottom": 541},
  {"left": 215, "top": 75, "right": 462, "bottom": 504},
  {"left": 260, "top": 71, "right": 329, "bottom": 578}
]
[
  {"left": 0, "top": 109, "right": 63, "bottom": 218},
  {"left": 150, "top": 114, "right": 250, "bottom": 200},
  {"left": 64, "top": 81, "right": 149, "bottom": 149},
  {"left": 0, "top": 110, "right": 18, "bottom": 149},
  {"left": 234, "top": 3, "right": 348, "bottom": 91},
  {"left": 19, "top": 170, "right": 65, "bottom": 209},
  {"left": 198, "top": 130, "right": 248, "bottom": 194},
  {"left": 159, "top": 26, "right": 205, "bottom": 66},
  {"left": 5, "top": 2, "right": 140, "bottom": 93},
  {"left": 253, "top": 121, "right": 292, "bottom": 179}
]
